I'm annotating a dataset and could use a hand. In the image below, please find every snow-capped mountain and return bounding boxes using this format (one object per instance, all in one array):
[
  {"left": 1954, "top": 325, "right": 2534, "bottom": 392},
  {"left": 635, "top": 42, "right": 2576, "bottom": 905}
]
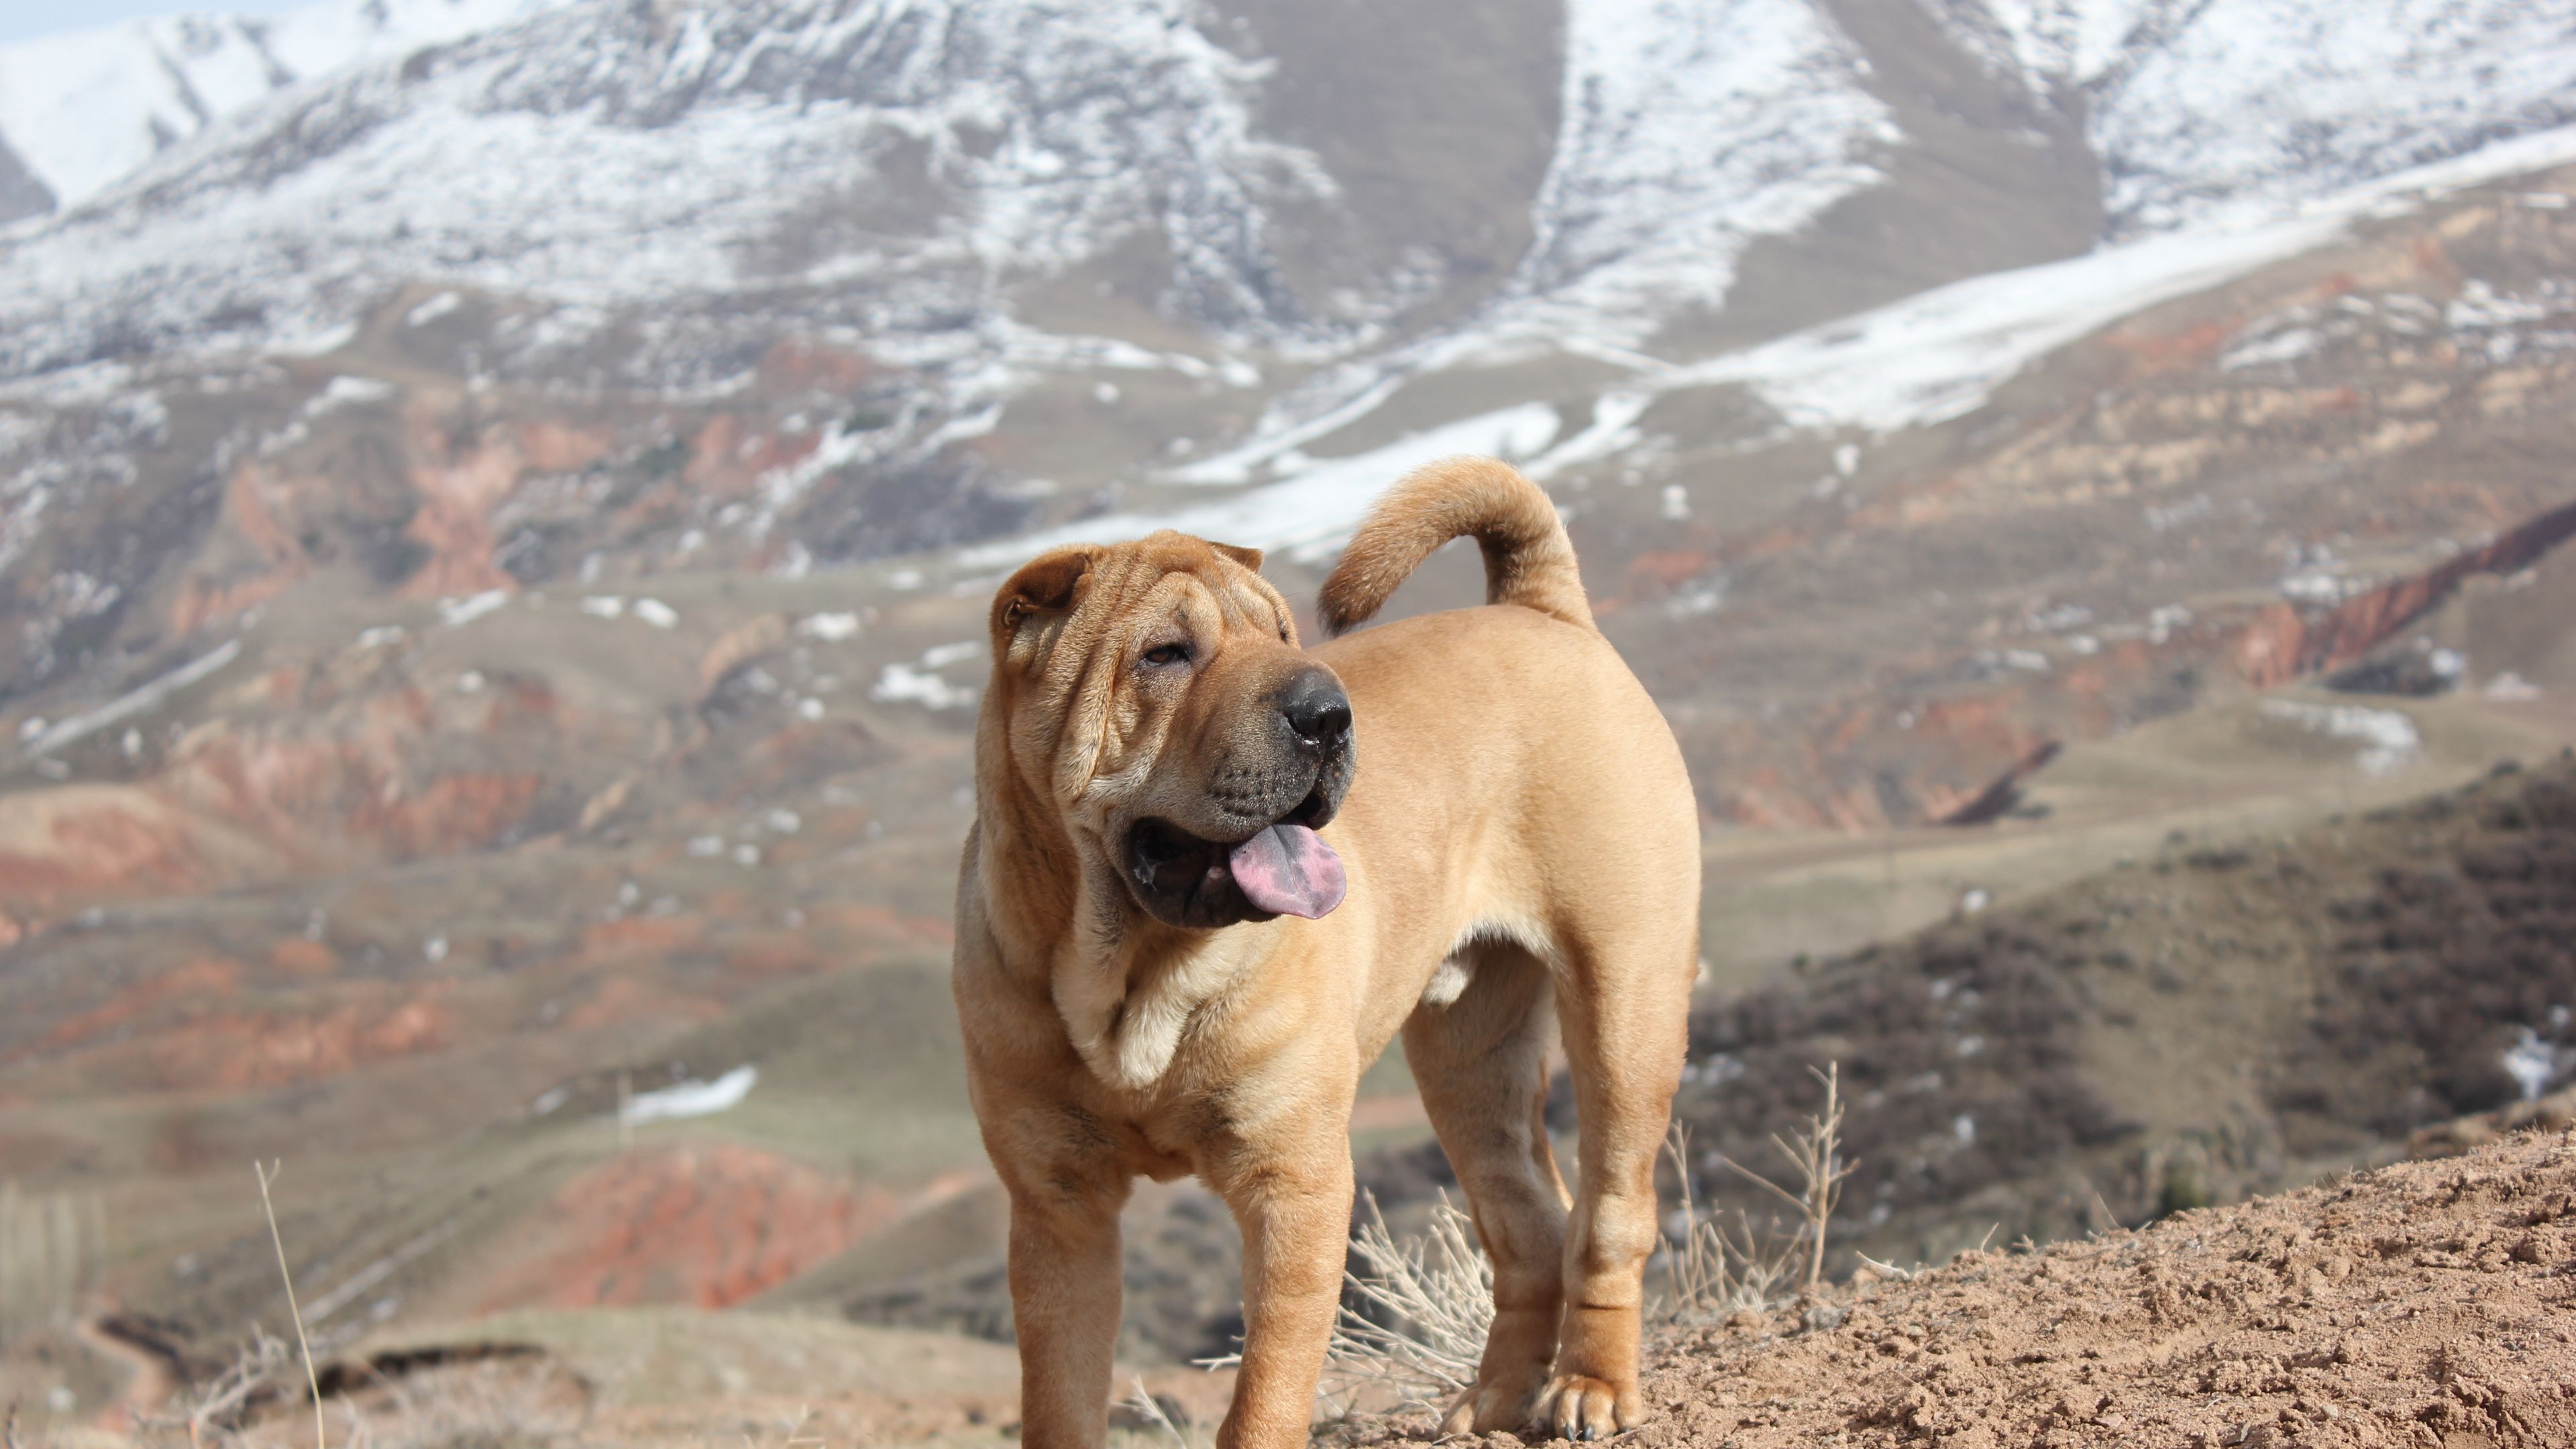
[
  {"left": 6, "top": 0, "right": 2573, "bottom": 408},
  {"left": 4, "top": 0, "right": 2576, "bottom": 712},
  {"left": 0, "top": 0, "right": 1909, "bottom": 389},
  {"left": 1927, "top": 0, "right": 2576, "bottom": 236},
  {"left": 0, "top": 0, "right": 567, "bottom": 219}
]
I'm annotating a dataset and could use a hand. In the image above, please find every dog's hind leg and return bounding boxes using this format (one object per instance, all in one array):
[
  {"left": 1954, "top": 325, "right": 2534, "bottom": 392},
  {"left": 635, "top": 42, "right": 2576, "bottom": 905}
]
[
  {"left": 1536, "top": 912, "right": 1693, "bottom": 1440},
  {"left": 1401, "top": 938, "right": 1571, "bottom": 1436}
]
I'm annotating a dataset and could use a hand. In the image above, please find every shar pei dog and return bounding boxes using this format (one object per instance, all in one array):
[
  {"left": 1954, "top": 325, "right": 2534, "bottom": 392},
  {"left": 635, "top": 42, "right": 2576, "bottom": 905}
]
[{"left": 952, "top": 456, "right": 1699, "bottom": 1447}]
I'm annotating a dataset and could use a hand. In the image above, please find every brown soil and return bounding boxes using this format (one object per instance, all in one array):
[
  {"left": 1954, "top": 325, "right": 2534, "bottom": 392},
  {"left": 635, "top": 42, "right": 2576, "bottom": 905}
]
[{"left": 1352, "top": 1130, "right": 2576, "bottom": 1449}]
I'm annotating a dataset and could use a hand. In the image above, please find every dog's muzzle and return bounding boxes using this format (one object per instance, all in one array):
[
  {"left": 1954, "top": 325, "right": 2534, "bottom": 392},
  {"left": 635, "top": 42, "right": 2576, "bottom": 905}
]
[{"left": 1123, "top": 672, "right": 1355, "bottom": 928}]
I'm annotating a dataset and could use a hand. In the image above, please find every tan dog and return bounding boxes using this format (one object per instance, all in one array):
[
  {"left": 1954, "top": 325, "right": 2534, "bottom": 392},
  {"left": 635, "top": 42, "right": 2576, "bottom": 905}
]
[{"left": 953, "top": 457, "right": 1699, "bottom": 1448}]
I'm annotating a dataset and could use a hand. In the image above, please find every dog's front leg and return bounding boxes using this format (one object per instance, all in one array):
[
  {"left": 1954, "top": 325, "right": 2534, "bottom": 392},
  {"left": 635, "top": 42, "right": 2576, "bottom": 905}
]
[
  {"left": 1206, "top": 1134, "right": 1355, "bottom": 1449},
  {"left": 1004, "top": 1167, "right": 1130, "bottom": 1449}
]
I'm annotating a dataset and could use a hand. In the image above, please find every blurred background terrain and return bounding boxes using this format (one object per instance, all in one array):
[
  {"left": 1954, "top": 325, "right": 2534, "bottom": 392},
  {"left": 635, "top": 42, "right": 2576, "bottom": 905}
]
[{"left": 3, "top": 0, "right": 2576, "bottom": 1441}]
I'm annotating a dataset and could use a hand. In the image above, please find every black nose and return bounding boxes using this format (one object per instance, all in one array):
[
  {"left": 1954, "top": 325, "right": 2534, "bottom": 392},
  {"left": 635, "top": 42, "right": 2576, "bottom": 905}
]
[{"left": 1279, "top": 669, "right": 1352, "bottom": 752}]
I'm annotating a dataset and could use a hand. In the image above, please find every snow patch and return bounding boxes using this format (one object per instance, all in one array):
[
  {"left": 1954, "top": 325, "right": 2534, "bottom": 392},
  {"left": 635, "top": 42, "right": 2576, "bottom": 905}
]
[
  {"left": 1173, "top": 0, "right": 1890, "bottom": 484},
  {"left": 2259, "top": 699, "right": 2422, "bottom": 776},
  {"left": 973, "top": 403, "right": 1561, "bottom": 568},
  {"left": 19, "top": 637, "right": 239, "bottom": 757},
  {"left": 1526, "top": 392, "right": 1654, "bottom": 480},
  {"left": 2503, "top": 1026, "right": 2557, "bottom": 1102},
  {"left": 2220, "top": 327, "right": 2320, "bottom": 370},
  {"left": 621, "top": 1064, "right": 757, "bottom": 1125},
  {"left": 869, "top": 641, "right": 983, "bottom": 711},
  {"left": 871, "top": 661, "right": 977, "bottom": 711},
  {"left": 436, "top": 588, "right": 508, "bottom": 627},
  {"left": 1495, "top": 0, "right": 1891, "bottom": 350},
  {"left": 307, "top": 374, "right": 396, "bottom": 416},
  {"left": 2485, "top": 672, "right": 2544, "bottom": 702},
  {"left": 406, "top": 290, "right": 464, "bottom": 327},
  {"left": 798, "top": 612, "right": 862, "bottom": 642},
  {"left": 1645, "top": 122, "right": 2576, "bottom": 433}
]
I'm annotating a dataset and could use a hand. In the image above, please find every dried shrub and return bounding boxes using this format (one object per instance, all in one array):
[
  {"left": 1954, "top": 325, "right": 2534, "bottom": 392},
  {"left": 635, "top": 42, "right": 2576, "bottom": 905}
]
[
  {"left": 2299, "top": 768, "right": 2576, "bottom": 1130},
  {"left": 1677, "top": 921, "right": 2135, "bottom": 1240}
]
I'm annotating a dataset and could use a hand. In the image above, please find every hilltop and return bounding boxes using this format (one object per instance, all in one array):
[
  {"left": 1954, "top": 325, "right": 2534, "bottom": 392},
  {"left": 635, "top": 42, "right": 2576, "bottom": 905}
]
[{"left": 1349, "top": 1129, "right": 2576, "bottom": 1449}]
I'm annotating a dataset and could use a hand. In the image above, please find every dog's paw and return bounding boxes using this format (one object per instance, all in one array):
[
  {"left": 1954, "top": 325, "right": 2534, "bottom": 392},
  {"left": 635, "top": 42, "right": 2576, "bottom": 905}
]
[
  {"left": 1532, "top": 1374, "right": 1635, "bottom": 1442},
  {"left": 1438, "top": 1379, "right": 1536, "bottom": 1438}
]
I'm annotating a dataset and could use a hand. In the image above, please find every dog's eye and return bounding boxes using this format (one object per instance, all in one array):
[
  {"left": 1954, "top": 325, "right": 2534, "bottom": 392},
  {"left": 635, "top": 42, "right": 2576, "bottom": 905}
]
[{"left": 1141, "top": 643, "right": 1192, "bottom": 667}]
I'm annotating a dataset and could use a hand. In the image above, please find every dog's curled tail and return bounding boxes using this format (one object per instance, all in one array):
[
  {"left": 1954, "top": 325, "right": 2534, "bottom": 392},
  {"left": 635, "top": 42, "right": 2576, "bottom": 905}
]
[{"left": 1318, "top": 456, "right": 1593, "bottom": 637}]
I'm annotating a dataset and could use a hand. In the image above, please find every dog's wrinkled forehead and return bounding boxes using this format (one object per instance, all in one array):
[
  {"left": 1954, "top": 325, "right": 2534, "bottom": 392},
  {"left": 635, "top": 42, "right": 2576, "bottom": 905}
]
[
  {"left": 1096, "top": 533, "right": 1287, "bottom": 637},
  {"left": 994, "top": 531, "right": 1289, "bottom": 662}
]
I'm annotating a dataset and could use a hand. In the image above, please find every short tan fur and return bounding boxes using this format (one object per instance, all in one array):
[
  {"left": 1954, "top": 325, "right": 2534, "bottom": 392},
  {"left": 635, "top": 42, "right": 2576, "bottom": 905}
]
[{"left": 953, "top": 456, "right": 1701, "bottom": 1448}]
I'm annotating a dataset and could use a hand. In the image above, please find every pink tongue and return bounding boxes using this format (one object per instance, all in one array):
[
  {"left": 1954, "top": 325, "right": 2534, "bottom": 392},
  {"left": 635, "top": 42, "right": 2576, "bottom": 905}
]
[{"left": 1226, "top": 823, "right": 1346, "bottom": 919}]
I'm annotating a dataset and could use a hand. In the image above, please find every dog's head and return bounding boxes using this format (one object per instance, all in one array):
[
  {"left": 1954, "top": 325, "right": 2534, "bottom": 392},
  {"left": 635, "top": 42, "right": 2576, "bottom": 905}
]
[{"left": 983, "top": 531, "right": 1353, "bottom": 930}]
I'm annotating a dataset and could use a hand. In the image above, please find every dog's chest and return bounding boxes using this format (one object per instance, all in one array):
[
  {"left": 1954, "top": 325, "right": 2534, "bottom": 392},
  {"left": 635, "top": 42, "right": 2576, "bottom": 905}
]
[
  {"left": 1065, "top": 1081, "right": 1228, "bottom": 1182},
  {"left": 1054, "top": 932, "right": 1254, "bottom": 1091}
]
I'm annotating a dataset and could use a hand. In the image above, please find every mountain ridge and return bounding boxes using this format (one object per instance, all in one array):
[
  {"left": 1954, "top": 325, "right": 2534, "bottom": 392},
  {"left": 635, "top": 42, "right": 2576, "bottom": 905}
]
[{"left": 0, "top": 0, "right": 568, "bottom": 221}]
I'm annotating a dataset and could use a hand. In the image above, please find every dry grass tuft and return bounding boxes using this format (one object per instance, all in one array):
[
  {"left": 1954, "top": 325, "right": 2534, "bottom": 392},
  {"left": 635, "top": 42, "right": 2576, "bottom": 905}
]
[
  {"left": 172, "top": 1328, "right": 298, "bottom": 1448},
  {"left": 1320, "top": 1193, "right": 1491, "bottom": 1408},
  {"left": 151, "top": 1353, "right": 582, "bottom": 1449},
  {"left": 1204, "top": 1191, "right": 1493, "bottom": 1416},
  {"left": 1655, "top": 1122, "right": 1796, "bottom": 1322},
  {"left": 120, "top": 1169, "right": 581, "bottom": 1449},
  {"left": 327, "top": 1363, "right": 582, "bottom": 1449},
  {"left": 1318, "top": 1065, "right": 1862, "bottom": 1413},
  {"left": 1712, "top": 1063, "right": 1856, "bottom": 1295},
  {"left": 1118, "top": 1375, "right": 1203, "bottom": 1449}
]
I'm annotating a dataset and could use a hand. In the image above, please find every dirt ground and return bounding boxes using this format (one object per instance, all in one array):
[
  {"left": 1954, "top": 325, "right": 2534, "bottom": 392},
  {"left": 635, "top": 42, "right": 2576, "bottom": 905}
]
[
  {"left": 40, "top": 1134, "right": 2576, "bottom": 1449},
  {"left": 1350, "top": 1130, "right": 2576, "bottom": 1449}
]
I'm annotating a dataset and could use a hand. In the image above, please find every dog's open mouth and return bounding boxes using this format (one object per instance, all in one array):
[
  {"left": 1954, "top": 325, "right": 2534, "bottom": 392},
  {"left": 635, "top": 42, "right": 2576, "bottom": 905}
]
[{"left": 1124, "top": 788, "right": 1346, "bottom": 926}]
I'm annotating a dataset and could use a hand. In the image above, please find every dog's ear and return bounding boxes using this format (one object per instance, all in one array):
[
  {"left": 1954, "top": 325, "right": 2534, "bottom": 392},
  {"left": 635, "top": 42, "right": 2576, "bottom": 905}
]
[
  {"left": 993, "top": 546, "right": 1097, "bottom": 639},
  {"left": 1209, "top": 541, "right": 1265, "bottom": 573}
]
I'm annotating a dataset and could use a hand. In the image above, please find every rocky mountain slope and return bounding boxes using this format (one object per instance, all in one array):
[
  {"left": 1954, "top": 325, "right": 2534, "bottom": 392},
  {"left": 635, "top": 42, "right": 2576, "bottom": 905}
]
[
  {"left": 0, "top": 0, "right": 566, "bottom": 222},
  {"left": 7, "top": 0, "right": 2576, "bottom": 835}
]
